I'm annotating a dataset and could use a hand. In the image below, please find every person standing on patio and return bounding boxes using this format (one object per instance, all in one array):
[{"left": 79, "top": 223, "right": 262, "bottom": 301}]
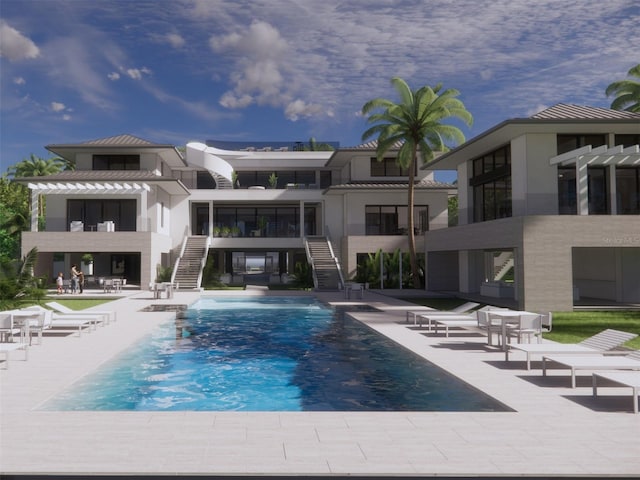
[
  {"left": 70, "top": 264, "right": 80, "bottom": 293},
  {"left": 56, "top": 272, "right": 64, "bottom": 294},
  {"left": 78, "top": 271, "right": 85, "bottom": 294}
]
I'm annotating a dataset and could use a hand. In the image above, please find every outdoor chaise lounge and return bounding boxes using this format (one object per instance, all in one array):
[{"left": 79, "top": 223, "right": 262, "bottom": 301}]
[
  {"left": 406, "top": 301, "right": 480, "bottom": 327},
  {"left": 430, "top": 306, "right": 509, "bottom": 337},
  {"left": 505, "top": 328, "right": 638, "bottom": 370},
  {"left": 592, "top": 371, "right": 640, "bottom": 413},
  {"left": 23, "top": 306, "right": 94, "bottom": 337},
  {"left": 542, "top": 349, "right": 640, "bottom": 388},
  {"left": 46, "top": 301, "right": 115, "bottom": 324},
  {"left": 0, "top": 342, "right": 28, "bottom": 368}
]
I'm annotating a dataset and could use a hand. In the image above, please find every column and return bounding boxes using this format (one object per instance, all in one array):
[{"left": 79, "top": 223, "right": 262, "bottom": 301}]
[
  {"left": 31, "top": 189, "right": 39, "bottom": 232},
  {"left": 608, "top": 165, "right": 617, "bottom": 215},
  {"left": 576, "top": 158, "right": 589, "bottom": 215}
]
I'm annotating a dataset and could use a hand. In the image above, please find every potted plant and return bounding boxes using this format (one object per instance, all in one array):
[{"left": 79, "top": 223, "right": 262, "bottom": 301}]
[
  {"left": 231, "top": 226, "right": 241, "bottom": 237},
  {"left": 213, "top": 226, "right": 221, "bottom": 237},
  {"left": 81, "top": 253, "right": 94, "bottom": 275},
  {"left": 221, "top": 226, "right": 231, "bottom": 237},
  {"left": 268, "top": 172, "right": 278, "bottom": 189},
  {"left": 231, "top": 171, "right": 239, "bottom": 189}
]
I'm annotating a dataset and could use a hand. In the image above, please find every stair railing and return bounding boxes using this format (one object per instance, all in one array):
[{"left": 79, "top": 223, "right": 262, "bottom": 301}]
[
  {"left": 195, "top": 236, "right": 210, "bottom": 289},
  {"left": 170, "top": 234, "right": 189, "bottom": 287},
  {"left": 303, "top": 237, "right": 319, "bottom": 290},
  {"left": 325, "top": 228, "right": 345, "bottom": 290}
]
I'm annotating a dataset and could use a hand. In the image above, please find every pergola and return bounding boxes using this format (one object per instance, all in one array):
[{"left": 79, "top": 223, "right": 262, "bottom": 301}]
[
  {"left": 550, "top": 144, "right": 640, "bottom": 215},
  {"left": 27, "top": 181, "right": 151, "bottom": 231}
]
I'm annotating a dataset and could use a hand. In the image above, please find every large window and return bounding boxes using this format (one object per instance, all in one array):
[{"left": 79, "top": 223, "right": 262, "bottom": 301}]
[
  {"left": 556, "top": 134, "right": 606, "bottom": 155},
  {"left": 470, "top": 145, "right": 511, "bottom": 222},
  {"left": 365, "top": 205, "right": 428, "bottom": 235},
  {"left": 92, "top": 154, "right": 140, "bottom": 170},
  {"left": 616, "top": 167, "right": 640, "bottom": 214},
  {"left": 370, "top": 158, "right": 415, "bottom": 177},
  {"left": 558, "top": 166, "right": 610, "bottom": 214},
  {"left": 67, "top": 199, "right": 136, "bottom": 231},
  {"left": 211, "top": 206, "right": 315, "bottom": 237},
  {"left": 615, "top": 134, "right": 640, "bottom": 148},
  {"left": 558, "top": 167, "right": 577, "bottom": 214}
]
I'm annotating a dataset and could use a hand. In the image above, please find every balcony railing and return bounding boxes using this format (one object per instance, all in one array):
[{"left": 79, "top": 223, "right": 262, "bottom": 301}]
[{"left": 36, "top": 217, "right": 152, "bottom": 232}]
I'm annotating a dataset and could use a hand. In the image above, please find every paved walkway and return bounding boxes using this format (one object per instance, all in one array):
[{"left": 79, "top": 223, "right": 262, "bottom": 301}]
[{"left": 1, "top": 289, "right": 639, "bottom": 476}]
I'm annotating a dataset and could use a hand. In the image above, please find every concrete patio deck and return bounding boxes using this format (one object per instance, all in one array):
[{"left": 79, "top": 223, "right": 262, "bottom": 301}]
[{"left": 1, "top": 289, "right": 639, "bottom": 476}]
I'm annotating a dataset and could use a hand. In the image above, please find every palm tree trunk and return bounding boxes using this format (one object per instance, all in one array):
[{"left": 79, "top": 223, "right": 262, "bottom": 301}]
[{"left": 407, "top": 148, "right": 421, "bottom": 289}]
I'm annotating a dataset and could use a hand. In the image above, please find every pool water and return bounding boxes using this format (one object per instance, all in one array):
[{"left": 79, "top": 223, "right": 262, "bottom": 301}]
[{"left": 41, "top": 296, "right": 510, "bottom": 412}]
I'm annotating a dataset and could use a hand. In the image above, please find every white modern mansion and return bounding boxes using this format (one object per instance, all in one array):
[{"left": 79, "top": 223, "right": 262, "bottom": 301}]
[
  {"left": 424, "top": 104, "right": 640, "bottom": 311},
  {"left": 19, "top": 136, "right": 451, "bottom": 291},
  {"left": 18, "top": 103, "right": 640, "bottom": 311}
]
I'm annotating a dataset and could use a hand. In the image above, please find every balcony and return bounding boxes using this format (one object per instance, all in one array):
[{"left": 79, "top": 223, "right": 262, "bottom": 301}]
[{"left": 35, "top": 217, "right": 152, "bottom": 233}]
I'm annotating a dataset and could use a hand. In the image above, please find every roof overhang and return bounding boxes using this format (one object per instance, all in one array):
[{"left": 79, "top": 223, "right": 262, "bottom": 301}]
[
  {"left": 27, "top": 181, "right": 152, "bottom": 195},
  {"left": 46, "top": 144, "right": 187, "bottom": 168},
  {"left": 426, "top": 118, "right": 640, "bottom": 170},
  {"left": 550, "top": 144, "right": 640, "bottom": 166}
]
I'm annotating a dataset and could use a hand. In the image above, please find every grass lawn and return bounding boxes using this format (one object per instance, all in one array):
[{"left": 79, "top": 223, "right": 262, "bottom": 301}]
[
  {"left": 41, "top": 297, "right": 118, "bottom": 310},
  {"left": 404, "top": 297, "right": 640, "bottom": 350},
  {"left": 546, "top": 311, "right": 640, "bottom": 349}
]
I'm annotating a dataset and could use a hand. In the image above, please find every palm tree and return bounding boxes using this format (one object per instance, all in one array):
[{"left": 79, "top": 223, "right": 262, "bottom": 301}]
[
  {"left": 8, "top": 154, "right": 66, "bottom": 219},
  {"left": 8, "top": 154, "right": 65, "bottom": 178},
  {"left": 303, "top": 137, "right": 335, "bottom": 151},
  {"left": 606, "top": 64, "right": 640, "bottom": 113},
  {"left": 362, "top": 77, "right": 473, "bottom": 288}
]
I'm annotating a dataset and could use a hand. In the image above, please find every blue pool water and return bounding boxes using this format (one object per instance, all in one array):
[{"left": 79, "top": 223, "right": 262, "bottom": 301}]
[{"left": 41, "top": 296, "right": 510, "bottom": 411}]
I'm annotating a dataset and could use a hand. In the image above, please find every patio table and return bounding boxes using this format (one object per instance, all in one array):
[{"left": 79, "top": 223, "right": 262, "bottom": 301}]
[{"left": 486, "top": 310, "right": 536, "bottom": 350}]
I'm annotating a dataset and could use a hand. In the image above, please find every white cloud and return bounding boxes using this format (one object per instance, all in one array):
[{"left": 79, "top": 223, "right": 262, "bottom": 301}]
[
  {"left": 51, "top": 102, "right": 66, "bottom": 112},
  {"left": 210, "top": 21, "right": 295, "bottom": 109},
  {"left": 125, "top": 67, "right": 152, "bottom": 80},
  {"left": 62, "top": 114, "right": 71, "bottom": 121},
  {"left": 219, "top": 91, "right": 253, "bottom": 109},
  {"left": 107, "top": 72, "right": 120, "bottom": 81},
  {"left": 285, "top": 99, "right": 324, "bottom": 121},
  {"left": 165, "top": 33, "right": 185, "bottom": 48},
  {"left": 0, "top": 20, "right": 40, "bottom": 61},
  {"left": 13, "top": 77, "right": 25, "bottom": 85}
]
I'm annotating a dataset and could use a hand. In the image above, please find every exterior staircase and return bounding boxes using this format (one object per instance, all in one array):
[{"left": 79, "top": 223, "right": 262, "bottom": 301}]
[
  {"left": 306, "top": 236, "right": 343, "bottom": 291},
  {"left": 172, "top": 236, "right": 209, "bottom": 289}
]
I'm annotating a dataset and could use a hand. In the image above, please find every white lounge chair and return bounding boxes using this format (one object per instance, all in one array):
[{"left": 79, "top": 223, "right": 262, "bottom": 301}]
[
  {"left": 0, "top": 312, "right": 22, "bottom": 343},
  {"left": 592, "top": 371, "right": 640, "bottom": 413},
  {"left": 543, "top": 349, "right": 640, "bottom": 388},
  {"left": 431, "top": 306, "right": 508, "bottom": 338},
  {"left": 23, "top": 306, "right": 94, "bottom": 337},
  {"left": 407, "top": 301, "right": 480, "bottom": 327},
  {"left": 506, "top": 328, "right": 638, "bottom": 369},
  {"left": 504, "top": 312, "right": 543, "bottom": 344},
  {"left": 0, "top": 342, "right": 28, "bottom": 368},
  {"left": 46, "top": 301, "right": 115, "bottom": 324}
]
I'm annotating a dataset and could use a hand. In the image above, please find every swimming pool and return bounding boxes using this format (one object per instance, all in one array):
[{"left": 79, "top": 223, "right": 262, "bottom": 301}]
[{"left": 41, "top": 296, "right": 510, "bottom": 412}]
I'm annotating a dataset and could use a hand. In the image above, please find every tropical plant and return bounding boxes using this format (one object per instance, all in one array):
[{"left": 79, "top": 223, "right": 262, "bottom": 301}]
[
  {"left": 268, "top": 172, "right": 278, "bottom": 188},
  {"left": 361, "top": 77, "right": 473, "bottom": 288},
  {"left": 155, "top": 264, "right": 172, "bottom": 283},
  {"left": 292, "top": 261, "right": 313, "bottom": 288},
  {"left": 302, "top": 137, "right": 335, "bottom": 151},
  {"left": 0, "top": 176, "right": 29, "bottom": 260},
  {"left": 7, "top": 154, "right": 67, "bottom": 220},
  {"left": 448, "top": 195, "right": 458, "bottom": 227},
  {"left": 8, "top": 154, "right": 65, "bottom": 178},
  {"left": 0, "top": 247, "right": 46, "bottom": 308},
  {"left": 606, "top": 64, "right": 640, "bottom": 113}
]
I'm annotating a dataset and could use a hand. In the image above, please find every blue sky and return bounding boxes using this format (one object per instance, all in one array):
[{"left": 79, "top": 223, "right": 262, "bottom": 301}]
[{"left": 1, "top": 0, "right": 638, "bottom": 178}]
